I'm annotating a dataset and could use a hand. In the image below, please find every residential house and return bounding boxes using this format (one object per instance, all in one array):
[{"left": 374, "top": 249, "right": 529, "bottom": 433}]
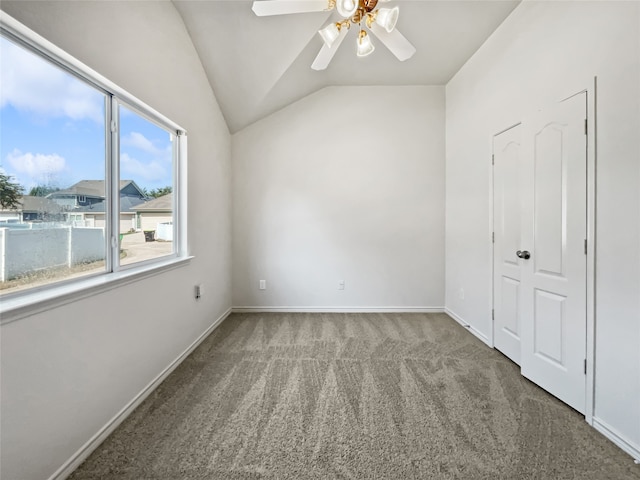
[
  {"left": 132, "top": 193, "right": 172, "bottom": 232},
  {"left": 0, "top": 195, "right": 64, "bottom": 223},
  {"left": 49, "top": 179, "right": 147, "bottom": 231},
  {"left": 0, "top": 2, "right": 638, "bottom": 480}
]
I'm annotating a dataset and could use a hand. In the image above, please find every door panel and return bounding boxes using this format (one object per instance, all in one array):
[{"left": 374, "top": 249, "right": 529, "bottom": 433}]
[
  {"left": 493, "top": 125, "right": 522, "bottom": 365},
  {"left": 534, "top": 126, "right": 565, "bottom": 276},
  {"left": 501, "top": 277, "right": 520, "bottom": 337},
  {"left": 502, "top": 146, "right": 521, "bottom": 267},
  {"left": 520, "top": 93, "right": 587, "bottom": 414},
  {"left": 534, "top": 288, "right": 566, "bottom": 366}
]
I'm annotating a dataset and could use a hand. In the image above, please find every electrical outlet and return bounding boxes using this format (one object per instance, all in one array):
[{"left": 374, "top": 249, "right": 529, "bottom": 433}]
[
  {"left": 259, "top": 280, "right": 266, "bottom": 290},
  {"left": 459, "top": 288, "right": 465, "bottom": 300},
  {"left": 338, "top": 280, "right": 345, "bottom": 290}
]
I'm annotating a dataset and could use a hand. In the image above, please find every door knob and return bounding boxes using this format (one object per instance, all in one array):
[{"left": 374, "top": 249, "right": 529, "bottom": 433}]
[{"left": 516, "top": 250, "right": 531, "bottom": 260}]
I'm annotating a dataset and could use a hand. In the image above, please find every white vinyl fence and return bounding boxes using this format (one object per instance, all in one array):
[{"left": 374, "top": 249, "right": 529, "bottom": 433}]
[
  {"left": 0, "top": 227, "right": 105, "bottom": 282},
  {"left": 155, "top": 222, "right": 173, "bottom": 241}
]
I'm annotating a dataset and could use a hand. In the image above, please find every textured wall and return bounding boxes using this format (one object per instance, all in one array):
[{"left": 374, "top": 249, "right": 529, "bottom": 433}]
[
  {"left": 446, "top": 0, "right": 640, "bottom": 457},
  {"left": 0, "top": 2, "right": 232, "bottom": 479},
  {"left": 232, "top": 86, "right": 445, "bottom": 310}
]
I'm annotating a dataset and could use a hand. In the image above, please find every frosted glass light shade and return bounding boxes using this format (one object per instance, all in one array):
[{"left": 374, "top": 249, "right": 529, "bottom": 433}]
[
  {"left": 357, "top": 30, "right": 375, "bottom": 57},
  {"left": 319, "top": 23, "right": 341, "bottom": 47},
  {"left": 336, "top": 0, "right": 358, "bottom": 17},
  {"left": 376, "top": 7, "right": 399, "bottom": 33}
]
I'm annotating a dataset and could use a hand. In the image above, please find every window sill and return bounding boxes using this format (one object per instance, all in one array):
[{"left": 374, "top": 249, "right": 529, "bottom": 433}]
[{"left": 0, "top": 256, "right": 193, "bottom": 326}]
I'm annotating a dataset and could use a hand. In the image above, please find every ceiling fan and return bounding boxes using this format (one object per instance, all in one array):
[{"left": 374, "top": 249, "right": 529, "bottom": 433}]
[{"left": 252, "top": 0, "right": 416, "bottom": 70}]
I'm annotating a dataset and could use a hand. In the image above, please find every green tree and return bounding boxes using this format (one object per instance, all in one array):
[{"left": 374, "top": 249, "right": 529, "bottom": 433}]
[
  {"left": 146, "top": 186, "right": 172, "bottom": 198},
  {"left": 0, "top": 173, "right": 24, "bottom": 210},
  {"left": 29, "top": 184, "right": 60, "bottom": 197}
]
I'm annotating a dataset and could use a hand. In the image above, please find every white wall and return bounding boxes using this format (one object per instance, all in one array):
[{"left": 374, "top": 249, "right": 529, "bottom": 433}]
[
  {"left": 446, "top": 0, "right": 640, "bottom": 457},
  {"left": 232, "top": 86, "right": 445, "bottom": 310},
  {"left": 2, "top": 1, "right": 637, "bottom": 478},
  {"left": 0, "top": 2, "right": 232, "bottom": 480}
]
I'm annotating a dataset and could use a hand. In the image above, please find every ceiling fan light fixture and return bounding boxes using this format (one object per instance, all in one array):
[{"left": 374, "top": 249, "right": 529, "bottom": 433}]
[
  {"left": 356, "top": 29, "right": 375, "bottom": 57},
  {"left": 336, "top": 0, "right": 358, "bottom": 17},
  {"left": 250, "top": 0, "right": 416, "bottom": 69},
  {"left": 375, "top": 6, "right": 399, "bottom": 32},
  {"left": 319, "top": 21, "right": 348, "bottom": 48}
]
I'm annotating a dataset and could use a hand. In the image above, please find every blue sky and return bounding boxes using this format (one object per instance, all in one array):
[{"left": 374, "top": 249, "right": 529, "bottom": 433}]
[{"left": 0, "top": 36, "right": 173, "bottom": 193}]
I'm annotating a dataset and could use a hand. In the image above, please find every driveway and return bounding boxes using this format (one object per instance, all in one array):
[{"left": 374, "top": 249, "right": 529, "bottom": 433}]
[{"left": 121, "top": 232, "right": 173, "bottom": 265}]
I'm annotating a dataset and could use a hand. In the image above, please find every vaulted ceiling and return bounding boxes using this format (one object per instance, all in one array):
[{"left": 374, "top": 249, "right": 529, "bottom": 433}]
[{"left": 172, "top": 0, "right": 521, "bottom": 132}]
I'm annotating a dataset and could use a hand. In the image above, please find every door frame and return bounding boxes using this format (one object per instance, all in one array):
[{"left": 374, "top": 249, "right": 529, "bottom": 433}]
[{"left": 490, "top": 78, "right": 597, "bottom": 424}]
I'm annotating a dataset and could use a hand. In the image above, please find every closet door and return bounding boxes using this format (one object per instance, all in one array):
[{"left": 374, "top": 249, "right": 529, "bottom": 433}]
[
  {"left": 520, "top": 93, "right": 588, "bottom": 414},
  {"left": 493, "top": 124, "right": 523, "bottom": 365}
]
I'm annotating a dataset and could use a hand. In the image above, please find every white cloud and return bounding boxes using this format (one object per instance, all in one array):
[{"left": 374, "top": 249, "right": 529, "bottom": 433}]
[
  {"left": 120, "top": 153, "right": 168, "bottom": 183},
  {"left": 6, "top": 149, "right": 66, "bottom": 182},
  {"left": 122, "top": 132, "right": 160, "bottom": 155},
  {"left": 0, "top": 38, "right": 103, "bottom": 122}
]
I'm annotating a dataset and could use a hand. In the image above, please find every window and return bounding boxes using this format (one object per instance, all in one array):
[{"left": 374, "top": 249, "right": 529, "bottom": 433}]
[
  {"left": 118, "top": 104, "right": 176, "bottom": 266},
  {"left": 0, "top": 15, "right": 186, "bottom": 306}
]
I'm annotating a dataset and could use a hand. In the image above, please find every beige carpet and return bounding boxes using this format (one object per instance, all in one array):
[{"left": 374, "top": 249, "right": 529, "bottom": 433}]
[{"left": 69, "top": 312, "right": 640, "bottom": 479}]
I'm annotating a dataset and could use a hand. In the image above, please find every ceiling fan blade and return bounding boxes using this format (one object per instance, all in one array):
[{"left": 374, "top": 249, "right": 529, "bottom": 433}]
[
  {"left": 311, "top": 27, "right": 349, "bottom": 71},
  {"left": 368, "top": 24, "right": 416, "bottom": 61},
  {"left": 252, "top": 0, "right": 330, "bottom": 16}
]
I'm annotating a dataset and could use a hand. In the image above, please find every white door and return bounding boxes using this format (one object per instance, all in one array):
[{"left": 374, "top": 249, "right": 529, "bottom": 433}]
[
  {"left": 520, "top": 93, "right": 588, "bottom": 414},
  {"left": 493, "top": 124, "right": 523, "bottom": 365}
]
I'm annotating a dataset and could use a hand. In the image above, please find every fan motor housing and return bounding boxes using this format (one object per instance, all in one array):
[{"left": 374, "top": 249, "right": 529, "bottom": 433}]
[
  {"left": 351, "top": 0, "right": 378, "bottom": 23},
  {"left": 362, "top": 0, "right": 378, "bottom": 12}
]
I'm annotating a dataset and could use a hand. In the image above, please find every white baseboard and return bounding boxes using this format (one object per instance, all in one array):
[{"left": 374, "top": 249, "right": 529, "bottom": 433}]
[
  {"left": 232, "top": 306, "right": 445, "bottom": 313},
  {"left": 49, "top": 307, "right": 232, "bottom": 480},
  {"left": 592, "top": 417, "right": 640, "bottom": 463},
  {"left": 444, "top": 307, "right": 491, "bottom": 347}
]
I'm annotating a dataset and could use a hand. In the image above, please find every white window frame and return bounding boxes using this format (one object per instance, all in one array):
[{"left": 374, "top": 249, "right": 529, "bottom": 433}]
[
  {"left": 113, "top": 99, "right": 186, "bottom": 273},
  {"left": 0, "top": 12, "right": 190, "bottom": 324}
]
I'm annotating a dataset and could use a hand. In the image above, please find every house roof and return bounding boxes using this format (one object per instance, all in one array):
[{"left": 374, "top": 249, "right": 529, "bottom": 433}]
[
  {"left": 133, "top": 193, "right": 173, "bottom": 212},
  {"left": 0, "top": 196, "right": 64, "bottom": 214},
  {"left": 20, "top": 196, "right": 64, "bottom": 213},
  {"left": 75, "top": 195, "right": 147, "bottom": 213},
  {"left": 48, "top": 180, "right": 144, "bottom": 198}
]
